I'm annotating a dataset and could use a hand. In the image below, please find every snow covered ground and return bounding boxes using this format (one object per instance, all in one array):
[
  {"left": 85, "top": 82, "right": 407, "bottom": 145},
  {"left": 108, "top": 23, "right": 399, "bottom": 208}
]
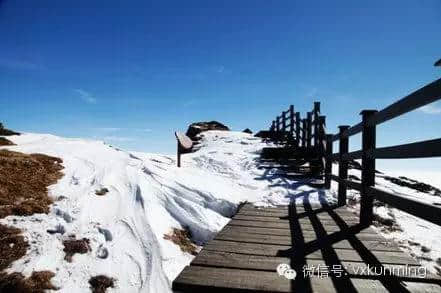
[
  {"left": 1, "top": 130, "right": 440, "bottom": 292},
  {"left": 0, "top": 131, "right": 336, "bottom": 292}
]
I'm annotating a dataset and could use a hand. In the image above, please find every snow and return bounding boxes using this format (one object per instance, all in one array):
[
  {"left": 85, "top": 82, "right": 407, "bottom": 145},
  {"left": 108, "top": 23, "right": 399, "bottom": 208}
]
[
  {"left": 0, "top": 131, "right": 336, "bottom": 292},
  {"left": 332, "top": 163, "right": 441, "bottom": 275},
  {"left": 1, "top": 130, "right": 440, "bottom": 292}
]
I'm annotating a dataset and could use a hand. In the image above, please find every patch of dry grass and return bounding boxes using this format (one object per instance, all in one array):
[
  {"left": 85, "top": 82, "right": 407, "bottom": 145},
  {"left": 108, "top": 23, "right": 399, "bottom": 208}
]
[
  {"left": 89, "top": 275, "right": 115, "bottom": 293},
  {"left": 63, "top": 238, "right": 91, "bottom": 262},
  {"left": 0, "top": 149, "right": 63, "bottom": 291},
  {"left": 0, "top": 225, "right": 28, "bottom": 271},
  {"left": 0, "top": 137, "right": 14, "bottom": 146},
  {"left": 163, "top": 228, "right": 197, "bottom": 255},
  {"left": 0, "top": 271, "right": 57, "bottom": 292},
  {"left": 0, "top": 150, "right": 64, "bottom": 218}
]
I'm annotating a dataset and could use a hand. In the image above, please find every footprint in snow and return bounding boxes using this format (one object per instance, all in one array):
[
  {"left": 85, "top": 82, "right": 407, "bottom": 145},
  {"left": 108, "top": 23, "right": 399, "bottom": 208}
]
[
  {"left": 96, "top": 244, "right": 109, "bottom": 259},
  {"left": 47, "top": 224, "right": 65, "bottom": 235},
  {"left": 55, "top": 209, "right": 73, "bottom": 223},
  {"left": 98, "top": 227, "right": 113, "bottom": 242}
]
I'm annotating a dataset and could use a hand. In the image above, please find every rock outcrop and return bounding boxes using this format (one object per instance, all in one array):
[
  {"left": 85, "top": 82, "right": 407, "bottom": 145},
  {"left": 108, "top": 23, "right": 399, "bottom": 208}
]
[
  {"left": 243, "top": 128, "right": 252, "bottom": 134},
  {"left": 186, "top": 121, "right": 229, "bottom": 140},
  {"left": 0, "top": 123, "right": 20, "bottom": 136}
]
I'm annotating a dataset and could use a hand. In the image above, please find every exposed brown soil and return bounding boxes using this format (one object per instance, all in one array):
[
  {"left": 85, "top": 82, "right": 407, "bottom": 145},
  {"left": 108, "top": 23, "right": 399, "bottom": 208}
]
[
  {"left": 63, "top": 238, "right": 91, "bottom": 262},
  {"left": 0, "top": 137, "right": 15, "bottom": 146},
  {"left": 0, "top": 150, "right": 64, "bottom": 218},
  {"left": 0, "top": 149, "right": 63, "bottom": 291},
  {"left": 89, "top": 275, "right": 115, "bottom": 293},
  {"left": 163, "top": 228, "right": 198, "bottom": 255},
  {"left": 0, "top": 271, "right": 57, "bottom": 292}
]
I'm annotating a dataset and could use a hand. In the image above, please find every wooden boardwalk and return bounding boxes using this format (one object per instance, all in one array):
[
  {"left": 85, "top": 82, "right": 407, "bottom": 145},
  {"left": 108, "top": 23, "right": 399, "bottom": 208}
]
[{"left": 173, "top": 203, "right": 441, "bottom": 292}]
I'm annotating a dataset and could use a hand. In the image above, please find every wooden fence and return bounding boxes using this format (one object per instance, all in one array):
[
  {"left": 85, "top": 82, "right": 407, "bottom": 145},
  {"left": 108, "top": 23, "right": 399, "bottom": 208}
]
[{"left": 268, "top": 78, "right": 441, "bottom": 227}]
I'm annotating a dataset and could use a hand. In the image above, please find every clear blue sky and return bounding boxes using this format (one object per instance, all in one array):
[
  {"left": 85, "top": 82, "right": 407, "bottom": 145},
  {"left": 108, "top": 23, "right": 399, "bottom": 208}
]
[{"left": 1, "top": 0, "right": 440, "bottom": 170}]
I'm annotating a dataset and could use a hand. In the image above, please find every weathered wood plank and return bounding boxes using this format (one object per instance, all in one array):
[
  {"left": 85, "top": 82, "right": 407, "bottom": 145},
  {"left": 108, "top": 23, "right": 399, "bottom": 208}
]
[
  {"left": 204, "top": 239, "right": 403, "bottom": 256},
  {"left": 216, "top": 230, "right": 391, "bottom": 247},
  {"left": 219, "top": 225, "right": 378, "bottom": 238},
  {"left": 228, "top": 219, "right": 366, "bottom": 233},
  {"left": 233, "top": 214, "right": 360, "bottom": 224},
  {"left": 195, "top": 248, "right": 418, "bottom": 268},
  {"left": 174, "top": 265, "right": 440, "bottom": 293},
  {"left": 192, "top": 250, "right": 423, "bottom": 277},
  {"left": 173, "top": 266, "right": 292, "bottom": 292}
]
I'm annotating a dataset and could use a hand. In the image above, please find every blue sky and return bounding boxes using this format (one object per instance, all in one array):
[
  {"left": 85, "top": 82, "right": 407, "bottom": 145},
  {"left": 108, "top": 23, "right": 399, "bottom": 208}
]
[{"left": 0, "top": 0, "right": 440, "bottom": 170}]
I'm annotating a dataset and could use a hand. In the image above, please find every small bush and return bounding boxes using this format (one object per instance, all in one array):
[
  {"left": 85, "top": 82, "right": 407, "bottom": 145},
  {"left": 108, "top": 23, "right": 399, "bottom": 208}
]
[
  {"left": 63, "top": 238, "right": 91, "bottom": 262},
  {"left": 0, "top": 271, "right": 57, "bottom": 292},
  {"left": 163, "top": 228, "right": 197, "bottom": 255},
  {"left": 89, "top": 275, "right": 115, "bottom": 293}
]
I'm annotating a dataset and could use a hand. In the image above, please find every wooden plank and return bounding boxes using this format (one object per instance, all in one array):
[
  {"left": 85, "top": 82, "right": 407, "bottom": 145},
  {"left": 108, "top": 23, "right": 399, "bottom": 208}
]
[
  {"left": 236, "top": 208, "right": 357, "bottom": 219},
  {"left": 368, "top": 78, "right": 441, "bottom": 127},
  {"left": 175, "top": 131, "right": 193, "bottom": 149},
  {"left": 195, "top": 248, "right": 418, "bottom": 268},
  {"left": 233, "top": 214, "right": 360, "bottom": 224},
  {"left": 221, "top": 225, "right": 378, "bottom": 237},
  {"left": 216, "top": 229, "right": 388, "bottom": 245},
  {"left": 204, "top": 239, "right": 403, "bottom": 256},
  {"left": 174, "top": 265, "right": 440, "bottom": 293},
  {"left": 310, "top": 277, "right": 441, "bottom": 293},
  {"left": 173, "top": 266, "right": 292, "bottom": 292},
  {"left": 370, "top": 138, "right": 441, "bottom": 159},
  {"left": 192, "top": 250, "right": 422, "bottom": 276},
  {"left": 228, "top": 219, "right": 362, "bottom": 232}
]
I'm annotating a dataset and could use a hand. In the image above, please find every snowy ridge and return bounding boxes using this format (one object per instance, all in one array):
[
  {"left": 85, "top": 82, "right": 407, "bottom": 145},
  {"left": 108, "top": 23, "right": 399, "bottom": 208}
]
[{"left": 1, "top": 131, "right": 440, "bottom": 292}]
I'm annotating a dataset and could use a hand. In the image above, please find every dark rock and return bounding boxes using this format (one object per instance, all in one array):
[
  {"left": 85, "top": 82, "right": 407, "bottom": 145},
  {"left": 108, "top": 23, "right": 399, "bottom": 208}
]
[
  {"left": 0, "top": 123, "right": 20, "bottom": 136},
  {"left": 186, "top": 121, "right": 229, "bottom": 140},
  {"left": 242, "top": 128, "right": 252, "bottom": 134}
]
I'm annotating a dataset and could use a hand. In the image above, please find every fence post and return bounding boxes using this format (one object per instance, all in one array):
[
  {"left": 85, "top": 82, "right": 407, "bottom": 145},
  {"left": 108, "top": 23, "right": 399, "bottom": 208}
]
[
  {"left": 360, "top": 110, "right": 378, "bottom": 226},
  {"left": 313, "top": 102, "right": 320, "bottom": 148},
  {"left": 325, "top": 134, "right": 333, "bottom": 189},
  {"left": 276, "top": 116, "right": 280, "bottom": 132},
  {"left": 302, "top": 119, "right": 307, "bottom": 147},
  {"left": 271, "top": 120, "right": 275, "bottom": 131},
  {"left": 295, "top": 112, "right": 300, "bottom": 147},
  {"left": 306, "top": 112, "right": 312, "bottom": 148},
  {"left": 289, "top": 105, "right": 294, "bottom": 135},
  {"left": 338, "top": 125, "right": 350, "bottom": 206},
  {"left": 282, "top": 111, "right": 286, "bottom": 132},
  {"left": 317, "top": 115, "right": 326, "bottom": 178}
]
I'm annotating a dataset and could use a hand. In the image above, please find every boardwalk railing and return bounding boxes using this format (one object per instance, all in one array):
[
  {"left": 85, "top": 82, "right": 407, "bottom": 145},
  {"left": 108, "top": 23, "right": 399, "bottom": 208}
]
[
  {"left": 269, "top": 105, "right": 301, "bottom": 146},
  {"left": 267, "top": 78, "right": 441, "bottom": 227}
]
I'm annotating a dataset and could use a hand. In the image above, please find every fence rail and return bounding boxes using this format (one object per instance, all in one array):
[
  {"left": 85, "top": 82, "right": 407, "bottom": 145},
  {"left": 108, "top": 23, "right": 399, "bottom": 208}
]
[{"left": 267, "top": 78, "right": 441, "bottom": 227}]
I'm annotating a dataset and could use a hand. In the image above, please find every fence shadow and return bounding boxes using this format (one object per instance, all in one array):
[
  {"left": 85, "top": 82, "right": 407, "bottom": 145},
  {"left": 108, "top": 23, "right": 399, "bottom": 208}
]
[{"left": 276, "top": 192, "right": 441, "bottom": 292}]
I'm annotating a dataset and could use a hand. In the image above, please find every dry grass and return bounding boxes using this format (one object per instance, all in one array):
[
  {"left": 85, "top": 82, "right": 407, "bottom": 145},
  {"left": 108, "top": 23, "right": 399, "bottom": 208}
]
[
  {"left": 89, "top": 275, "right": 115, "bottom": 293},
  {"left": 0, "top": 137, "right": 14, "bottom": 146},
  {"left": 163, "top": 228, "right": 197, "bottom": 255},
  {"left": 63, "top": 238, "right": 91, "bottom": 262},
  {"left": 0, "top": 150, "right": 64, "bottom": 218},
  {"left": 0, "top": 271, "right": 57, "bottom": 292},
  {"left": 0, "top": 225, "right": 29, "bottom": 271},
  {"left": 0, "top": 149, "right": 62, "bottom": 291}
]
